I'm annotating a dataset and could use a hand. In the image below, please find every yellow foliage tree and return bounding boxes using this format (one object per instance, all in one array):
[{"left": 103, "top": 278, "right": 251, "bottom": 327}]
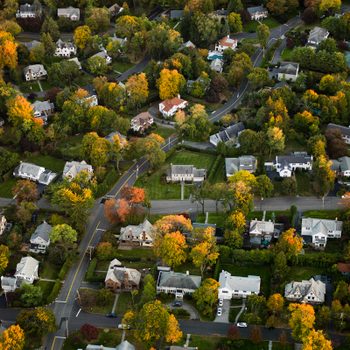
[
  {"left": 0, "top": 31, "right": 17, "bottom": 70},
  {"left": 288, "top": 303, "right": 315, "bottom": 342},
  {"left": 0, "top": 244, "right": 10, "bottom": 273},
  {"left": 302, "top": 329, "right": 333, "bottom": 350},
  {"left": 74, "top": 25, "right": 92, "bottom": 50},
  {"left": 156, "top": 68, "right": 186, "bottom": 100},
  {"left": 154, "top": 215, "right": 193, "bottom": 236},
  {"left": 165, "top": 314, "right": 183, "bottom": 343},
  {"left": 0, "top": 324, "right": 25, "bottom": 350},
  {"left": 125, "top": 72, "right": 149, "bottom": 108},
  {"left": 267, "top": 293, "right": 284, "bottom": 315},
  {"left": 7, "top": 95, "right": 35, "bottom": 132},
  {"left": 275, "top": 228, "right": 303, "bottom": 257},
  {"left": 227, "top": 210, "right": 246, "bottom": 232}
]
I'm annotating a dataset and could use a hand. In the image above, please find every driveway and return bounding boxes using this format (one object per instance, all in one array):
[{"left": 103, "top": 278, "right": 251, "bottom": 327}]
[
  {"left": 167, "top": 301, "right": 200, "bottom": 320},
  {"left": 214, "top": 299, "right": 230, "bottom": 323}
]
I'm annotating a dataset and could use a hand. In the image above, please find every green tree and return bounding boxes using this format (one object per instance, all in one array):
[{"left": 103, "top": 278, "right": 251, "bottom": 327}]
[
  {"left": 50, "top": 224, "right": 78, "bottom": 245},
  {"left": 247, "top": 67, "right": 270, "bottom": 89},
  {"left": 87, "top": 55, "right": 109, "bottom": 75},
  {"left": 48, "top": 60, "right": 80, "bottom": 87},
  {"left": 255, "top": 175, "right": 274, "bottom": 198},
  {"left": 85, "top": 7, "right": 110, "bottom": 33},
  {"left": 266, "top": 126, "right": 285, "bottom": 156},
  {"left": 273, "top": 251, "right": 289, "bottom": 284},
  {"left": 140, "top": 274, "right": 156, "bottom": 305},
  {"left": 257, "top": 23, "right": 270, "bottom": 51},
  {"left": 193, "top": 278, "right": 219, "bottom": 316},
  {"left": 20, "top": 284, "right": 43, "bottom": 307},
  {"left": 334, "top": 281, "right": 350, "bottom": 304},
  {"left": 82, "top": 132, "right": 111, "bottom": 167},
  {"left": 227, "top": 12, "right": 242, "bottom": 33},
  {"left": 41, "top": 17, "right": 60, "bottom": 41},
  {"left": 224, "top": 229, "right": 243, "bottom": 248}
]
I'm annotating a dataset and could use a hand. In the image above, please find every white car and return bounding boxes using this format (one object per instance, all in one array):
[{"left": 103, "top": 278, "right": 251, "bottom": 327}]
[
  {"left": 217, "top": 308, "right": 222, "bottom": 316},
  {"left": 118, "top": 324, "right": 131, "bottom": 330},
  {"left": 237, "top": 322, "right": 248, "bottom": 328},
  {"left": 219, "top": 299, "right": 223, "bottom": 307}
]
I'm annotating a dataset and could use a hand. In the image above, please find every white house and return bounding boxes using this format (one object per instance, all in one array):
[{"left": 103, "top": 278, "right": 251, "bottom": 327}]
[
  {"left": 247, "top": 6, "right": 268, "bottom": 20},
  {"left": 13, "top": 162, "right": 57, "bottom": 185},
  {"left": 210, "top": 58, "right": 224, "bottom": 73},
  {"left": 30, "top": 221, "right": 51, "bottom": 253},
  {"left": 156, "top": 271, "right": 201, "bottom": 299},
  {"left": 307, "top": 27, "right": 329, "bottom": 48},
  {"left": 63, "top": 160, "right": 93, "bottom": 181},
  {"left": 285, "top": 278, "right": 326, "bottom": 304},
  {"left": 120, "top": 219, "right": 154, "bottom": 247},
  {"left": 225, "top": 156, "right": 257, "bottom": 177},
  {"left": 180, "top": 40, "right": 196, "bottom": 50},
  {"left": 215, "top": 35, "right": 238, "bottom": 52},
  {"left": 301, "top": 217, "right": 342, "bottom": 249},
  {"left": 326, "top": 123, "right": 350, "bottom": 145},
  {"left": 159, "top": 97, "right": 188, "bottom": 118},
  {"left": 31, "top": 100, "right": 54, "bottom": 123},
  {"left": 249, "top": 219, "right": 275, "bottom": 240},
  {"left": 23, "top": 64, "right": 47, "bottom": 81},
  {"left": 91, "top": 50, "right": 112, "bottom": 65},
  {"left": 14, "top": 256, "right": 39, "bottom": 285},
  {"left": 57, "top": 7, "right": 80, "bottom": 21},
  {"left": 218, "top": 270, "right": 261, "bottom": 299},
  {"left": 209, "top": 122, "right": 245, "bottom": 147},
  {"left": 55, "top": 39, "right": 77, "bottom": 58},
  {"left": 0, "top": 215, "right": 7, "bottom": 236},
  {"left": 166, "top": 164, "right": 206, "bottom": 183},
  {"left": 331, "top": 156, "right": 350, "bottom": 177},
  {"left": 16, "top": 2, "right": 42, "bottom": 18},
  {"left": 130, "top": 112, "right": 154, "bottom": 133},
  {"left": 276, "top": 62, "right": 299, "bottom": 82},
  {"left": 265, "top": 152, "right": 313, "bottom": 177},
  {"left": 85, "top": 340, "right": 135, "bottom": 350},
  {"left": 1, "top": 276, "right": 17, "bottom": 293}
]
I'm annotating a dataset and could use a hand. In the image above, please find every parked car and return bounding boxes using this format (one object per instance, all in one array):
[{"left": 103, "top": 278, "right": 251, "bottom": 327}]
[
  {"left": 106, "top": 312, "right": 117, "bottom": 318},
  {"left": 237, "top": 322, "right": 247, "bottom": 328},
  {"left": 172, "top": 301, "right": 183, "bottom": 307},
  {"left": 217, "top": 308, "right": 222, "bottom": 316},
  {"left": 118, "top": 324, "right": 131, "bottom": 329},
  {"left": 219, "top": 299, "right": 223, "bottom": 307}
]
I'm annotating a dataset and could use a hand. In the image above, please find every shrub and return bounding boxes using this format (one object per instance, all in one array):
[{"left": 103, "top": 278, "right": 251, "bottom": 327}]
[
  {"left": 80, "top": 324, "right": 99, "bottom": 341},
  {"left": 47, "top": 280, "right": 61, "bottom": 303},
  {"left": 86, "top": 258, "right": 97, "bottom": 281}
]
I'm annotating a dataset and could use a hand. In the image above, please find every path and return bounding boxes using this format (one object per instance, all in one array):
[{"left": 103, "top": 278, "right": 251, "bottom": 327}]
[
  {"left": 111, "top": 294, "right": 119, "bottom": 314},
  {"left": 234, "top": 299, "right": 246, "bottom": 324}
]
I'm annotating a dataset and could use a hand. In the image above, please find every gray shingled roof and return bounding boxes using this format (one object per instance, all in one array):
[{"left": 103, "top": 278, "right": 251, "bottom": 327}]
[
  {"left": 247, "top": 5, "right": 267, "bottom": 15},
  {"left": 158, "top": 271, "right": 201, "bottom": 290},
  {"left": 278, "top": 62, "right": 299, "bottom": 75},
  {"left": 327, "top": 123, "right": 350, "bottom": 137},
  {"left": 31, "top": 221, "right": 52, "bottom": 243}
]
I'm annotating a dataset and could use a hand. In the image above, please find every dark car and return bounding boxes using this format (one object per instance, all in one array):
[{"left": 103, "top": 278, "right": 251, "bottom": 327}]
[
  {"left": 106, "top": 312, "right": 117, "bottom": 318},
  {"left": 172, "top": 301, "right": 182, "bottom": 307}
]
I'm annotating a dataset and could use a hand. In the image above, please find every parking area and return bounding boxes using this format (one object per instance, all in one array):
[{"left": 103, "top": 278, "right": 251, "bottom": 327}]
[{"left": 214, "top": 299, "right": 230, "bottom": 323}]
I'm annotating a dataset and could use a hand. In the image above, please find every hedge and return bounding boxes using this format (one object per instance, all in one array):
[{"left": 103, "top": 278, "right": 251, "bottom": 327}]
[
  {"left": 47, "top": 279, "right": 62, "bottom": 304},
  {"left": 95, "top": 168, "right": 119, "bottom": 198},
  {"left": 171, "top": 308, "right": 191, "bottom": 319},
  {"left": 86, "top": 258, "right": 97, "bottom": 282},
  {"left": 58, "top": 259, "right": 72, "bottom": 280}
]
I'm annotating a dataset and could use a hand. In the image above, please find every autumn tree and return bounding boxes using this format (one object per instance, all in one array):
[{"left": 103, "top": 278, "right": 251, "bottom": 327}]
[
  {"left": 266, "top": 126, "right": 285, "bottom": 156},
  {"left": 125, "top": 73, "right": 149, "bottom": 109},
  {"left": 250, "top": 326, "right": 262, "bottom": 344},
  {"left": 50, "top": 224, "right": 78, "bottom": 245},
  {"left": 156, "top": 68, "right": 186, "bottom": 100},
  {"left": 120, "top": 186, "right": 146, "bottom": 206},
  {"left": 302, "top": 329, "right": 333, "bottom": 350},
  {"left": 74, "top": 25, "right": 91, "bottom": 50},
  {"left": 275, "top": 228, "right": 303, "bottom": 258},
  {"left": 325, "top": 128, "right": 348, "bottom": 159},
  {"left": 16, "top": 201, "right": 37, "bottom": 226},
  {"left": 0, "top": 30, "right": 18, "bottom": 70},
  {"left": 0, "top": 244, "right": 9, "bottom": 274},
  {"left": 154, "top": 215, "right": 193, "bottom": 236},
  {"left": 313, "top": 154, "right": 335, "bottom": 198},
  {"left": 0, "top": 324, "right": 25, "bottom": 350},
  {"left": 193, "top": 278, "right": 219, "bottom": 316},
  {"left": 257, "top": 24, "right": 270, "bottom": 51},
  {"left": 85, "top": 7, "right": 110, "bottom": 33},
  {"left": 288, "top": 303, "right": 315, "bottom": 342},
  {"left": 267, "top": 293, "right": 284, "bottom": 315},
  {"left": 247, "top": 67, "right": 270, "bottom": 89},
  {"left": 267, "top": 0, "right": 299, "bottom": 16},
  {"left": 154, "top": 231, "right": 187, "bottom": 268},
  {"left": 228, "top": 12, "right": 242, "bottom": 33},
  {"left": 12, "top": 179, "right": 38, "bottom": 204},
  {"left": 104, "top": 198, "right": 118, "bottom": 223},
  {"left": 7, "top": 95, "right": 36, "bottom": 132},
  {"left": 319, "top": 0, "right": 341, "bottom": 14},
  {"left": 190, "top": 227, "right": 219, "bottom": 276},
  {"left": 82, "top": 132, "right": 111, "bottom": 167}
]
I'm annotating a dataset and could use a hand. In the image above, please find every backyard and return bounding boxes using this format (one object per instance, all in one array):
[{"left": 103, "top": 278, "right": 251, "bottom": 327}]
[
  {"left": 243, "top": 18, "right": 280, "bottom": 32},
  {"left": 135, "top": 150, "right": 218, "bottom": 199}
]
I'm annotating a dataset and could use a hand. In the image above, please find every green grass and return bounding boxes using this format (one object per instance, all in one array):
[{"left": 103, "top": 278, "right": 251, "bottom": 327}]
[
  {"left": 196, "top": 213, "right": 227, "bottom": 227},
  {"left": 154, "top": 125, "right": 176, "bottom": 140},
  {"left": 36, "top": 280, "right": 56, "bottom": 303},
  {"left": 247, "top": 210, "right": 290, "bottom": 221},
  {"left": 189, "top": 335, "right": 223, "bottom": 350},
  {"left": 243, "top": 18, "right": 280, "bottom": 32},
  {"left": 115, "top": 292, "right": 133, "bottom": 315},
  {"left": 112, "top": 60, "right": 134, "bottom": 73},
  {"left": 175, "top": 261, "right": 202, "bottom": 276},
  {"left": 209, "top": 156, "right": 226, "bottom": 184},
  {"left": 0, "top": 178, "right": 16, "bottom": 198},
  {"left": 135, "top": 150, "right": 217, "bottom": 200},
  {"left": 114, "top": 248, "right": 156, "bottom": 261},
  {"left": 221, "top": 264, "right": 271, "bottom": 297},
  {"left": 281, "top": 48, "right": 293, "bottom": 61},
  {"left": 288, "top": 266, "right": 326, "bottom": 281},
  {"left": 302, "top": 210, "right": 342, "bottom": 219},
  {"left": 24, "top": 154, "right": 66, "bottom": 173},
  {"left": 19, "top": 81, "right": 42, "bottom": 93},
  {"left": 295, "top": 172, "right": 314, "bottom": 196},
  {"left": 40, "top": 262, "right": 60, "bottom": 279},
  {"left": 56, "top": 134, "right": 84, "bottom": 160},
  {"left": 80, "top": 288, "right": 115, "bottom": 314}
]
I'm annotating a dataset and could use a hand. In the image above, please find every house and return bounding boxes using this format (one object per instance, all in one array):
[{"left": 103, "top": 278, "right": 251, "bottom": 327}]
[
  {"left": 0, "top": 215, "right": 7, "bottom": 236},
  {"left": 110, "top": 36, "right": 127, "bottom": 47},
  {"left": 105, "top": 260, "right": 141, "bottom": 293},
  {"left": 1, "top": 276, "right": 18, "bottom": 293},
  {"left": 63, "top": 160, "right": 93, "bottom": 181},
  {"left": 68, "top": 57, "right": 82, "bottom": 70},
  {"left": 30, "top": 221, "right": 51, "bottom": 253},
  {"left": 326, "top": 123, "right": 350, "bottom": 144},
  {"left": 307, "top": 27, "right": 329, "bottom": 48},
  {"left": 16, "top": 2, "right": 42, "bottom": 18},
  {"left": 105, "top": 131, "right": 127, "bottom": 148},
  {"left": 159, "top": 97, "right": 188, "bottom": 118},
  {"left": 218, "top": 270, "right": 261, "bottom": 299},
  {"left": 170, "top": 347, "right": 198, "bottom": 350},
  {"left": 215, "top": 35, "right": 238, "bottom": 52},
  {"left": 284, "top": 278, "right": 326, "bottom": 304},
  {"left": 55, "top": 39, "right": 77, "bottom": 58},
  {"left": 225, "top": 156, "right": 257, "bottom": 177},
  {"left": 276, "top": 62, "right": 299, "bottom": 82},
  {"left": 180, "top": 40, "right": 196, "bottom": 50},
  {"left": 119, "top": 219, "right": 154, "bottom": 247},
  {"left": 31, "top": 100, "right": 54, "bottom": 123},
  {"left": 331, "top": 156, "right": 350, "bottom": 177},
  {"left": 91, "top": 50, "right": 112, "bottom": 65},
  {"left": 210, "top": 58, "right": 224, "bottom": 73},
  {"left": 84, "top": 340, "right": 135, "bottom": 350},
  {"left": 130, "top": 112, "right": 154, "bottom": 133},
  {"left": 209, "top": 122, "right": 245, "bottom": 147},
  {"left": 249, "top": 219, "right": 284, "bottom": 245},
  {"left": 170, "top": 10, "right": 184, "bottom": 19},
  {"left": 14, "top": 256, "right": 39, "bottom": 285},
  {"left": 23, "top": 40, "right": 41, "bottom": 51},
  {"left": 166, "top": 164, "right": 206, "bottom": 183},
  {"left": 337, "top": 262, "right": 350, "bottom": 276},
  {"left": 301, "top": 217, "right": 342, "bottom": 249},
  {"left": 13, "top": 162, "right": 57, "bottom": 185},
  {"left": 247, "top": 6, "right": 268, "bottom": 20},
  {"left": 57, "top": 7, "right": 80, "bottom": 21},
  {"left": 213, "top": 9, "right": 228, "bottom": 21},
  {"left": 265, "top": 152, "right": 313, "bottom": 177},
  {"left": 108, "top": 3, "right": 124, "bottom": 17},
  {"left": 156, "top": 270, "right": 201, "bottom": 298},
  {"left": 23, "top": 64, "right": 47, "bottom": 81}
]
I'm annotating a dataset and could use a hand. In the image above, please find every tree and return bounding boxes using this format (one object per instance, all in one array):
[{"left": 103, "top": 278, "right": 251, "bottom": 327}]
[
  {"left": 20, "top": 284, "right": 43, "bottom": 307},
  {"left": 121, "top": 186, "right": 146, "bottom": 206},
  {"left": 156, "top": 68, "right": 186, "bottom": 100},
  {"left": 80, "top": 324, "right": 99, "bottom": 341},
  {"left": 16, "top": 201, "right": 37, "bottom": 226},
  {"left": 189, "top": 12, "right": 220, "bottom": 46},
  {"left": 250, "top": 326, "right": 262, "bottom": 344},
  {"left": 12, "top": 179, "right": 38, "bottom": 204},
  {"left": 140, "top": 274, "right": 156, "bottom": 305},
  {"left": 224, "top": 229, "right": 243, "bottom": 248},
  {"left": 154, "top": 215, "right": 193, "bottom": 235},
  {"left": 316, "top": 305, "right": 331, "bottom": 328},
  {"left": 193, "top": 278, "right": 219, "bottom": 316},
  {"left": 313, "top": 155, "right": 335, "bottom": 198},
  {"left": 227, "top": 210, "right": 246, "bottom": 232},
  {"left": 319, "top": 74, "right": 339, "bottom": 94},
  {"left": 48, "top": 60, "right": 80, "bottom": 88},
  {"left": 257, "top": 24, "right": 270, "bottom": 51},
  {"left": 267, "top": 0, "right": 298, "bottom": 16},
  {"left": 255, "top": 175, "right": 274, "bottom": 198},
  {"left": 74, "top": 25, "right": 91, "bottom": 50},
  {"left": 166, "top": 314, "right": 183, "bottom": 343},
  {"left": 267, "top": 293, "right": 284, "bottom": 315},
  {"left": 302, "top": 329, "right": 333, "bottom": 350},
  {"left": 85, "top": 7, "right": 110, "bottom": 33},
  {"left": 247, "top": 67, "right": 270, "bottom": 89},
  {"left": 0, "top": 31, "right": 18, "bottom": 70},
  {"left": 50, "top": 224, "right": 78, "bottom": 245},
  {"left": 333, "top": 281, "right": 350, "bottom": 304},
  {"left": 273, "top": 251, "right": 289, "bottom": 283},
  {"left": 266, "top": 127, "right": 285, "bottom": 156},
  {"left": 96, "top": 242, "right": 114, "bottom": 261},
  {"left": 281, "top": 177, "right": 297, "bottom": 196},
  {"left": 325, "top": 128, "right": 348, "bottom": 159},
  {"left": 87, "top": 56, "right": 108, "bottom": 75},
  {"left": 294, "top": 110, "right": 319, "bottom": 137},
  {"left": 16, "top": 307, "right": 56, "bottom": 343},
  {"left": 41, "top": 17, "right": 60, "bottom": 41},
  {"left": 319, "top": 0, "right": 341, "bottom": 14},
  {"left": 115, "top": 15, "right": 144, "bottom": 40},
  {"left": 0, "top": 324, "right": 25, "bottom": 350},
  {"left": 275, "top": 228, "right": 303, "bottom": 258},
  {"left": 7, "top": 95, "right": 36, "bottom": 133},
  {"left": 0, "top": 245, "right": 9, "bottom": 274},
  {"left": 154, "top": 231, "right": 187, "bottom": 268},
  {"left": 104, "top": 198, "right": 118, "bottom": 223},
  {"left": 82, "top": 132, "right": 110, "bottom": 167},
  {"left": 227, "top": 12, "right": 242, "bottom": 33},
  {"left": 125, "top": 73, "right": 149, "bottom": 109},
  {"left": 190, "top": 227, "right": 219, "bottom": 276},
  {"left": 288, "top": 303, "right": 315, "bottom": 342}
]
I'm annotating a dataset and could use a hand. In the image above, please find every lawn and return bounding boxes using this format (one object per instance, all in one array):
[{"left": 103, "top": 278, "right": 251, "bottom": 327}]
[
  {"left": 295, "top": 172, "right": 314, "bottom": 196},
  {"left": 195, "top": 213, "right": 227, "bottom": 227},
  {"left": 243, "top": 18, "right": 280, "bottom": 32},
  {"left": 37, "top": 280, "right": 56, "bottom": 303},
  {"left": 0, "top": 178, "right": 16, "bottom": 198},
  {"left": 114, "top": 248, "right": 156, "bottom": 262},
  {"left": 302, "top": 210, "right": 342, "bottom": 219},
  {"left": 175, "top": 261, "right": 202, "bottom": 276},
  {"left": 209, "top": 156, "right": 226, "bottom": 184},
  {"left": 288, "top": 266, "right": 327, "bottom": 281},
  {"left": 56, "top": 134, "right": 84, "bottom": 159},
  {"left": 40, "top": 262, "right": 60, "bottom": 279},
  {"left": 281, "top": 48, "right": 294, "bottom": 61},
  {"left": 24, "top": 154, "right": 66, "bottom": 173},
  {"left": 189, "top": 335, "right": 223, "bottom": 350},
  {"left": 112, "top": 61, "right": 134, "bottom": 73},
  {"left": 115, "top": 292, "right": 133, "bottom": 315},
  {"left": 154, "top": 125, "right": 176, "bottom": 140},
  {"left": 221, "top": 264, "right": 271, "bottom": 297},
  {"left": 135, "top": 150, "right": 217, "bottom": 200},
  {"left": 79, "top": 288, "right": 115, "bottom": 314}
]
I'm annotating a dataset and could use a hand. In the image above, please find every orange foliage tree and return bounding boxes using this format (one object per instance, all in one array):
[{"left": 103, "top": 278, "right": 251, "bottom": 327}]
[
  {"left": 275, "top": 228, "right": 303, "bottom": 258},
  {"left": 154, "top": 215, "right": 192, "bottom": 236},
  {"left": 0, "top": 324, "right": 25, "bottom": 350},
  {"left": 0, "top": 31, "right": 18, "bottom": 70}
]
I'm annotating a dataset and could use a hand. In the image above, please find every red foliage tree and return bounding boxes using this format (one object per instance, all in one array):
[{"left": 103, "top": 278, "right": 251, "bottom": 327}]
[
  {"left": 80, "top": 323, "right": 99, "bottom": 341},
  {"left": 121, "top": 185, "right": 146, "bottom": 205}
]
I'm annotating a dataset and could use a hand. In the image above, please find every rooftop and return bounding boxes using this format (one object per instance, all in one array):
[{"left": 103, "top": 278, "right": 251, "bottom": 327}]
[{"left": 158, "top": 271, "right": 201, "bottom": 290}]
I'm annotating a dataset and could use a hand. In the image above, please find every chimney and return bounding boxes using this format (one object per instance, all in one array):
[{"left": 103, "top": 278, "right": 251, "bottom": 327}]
[{"left": 186, "top": 270, "right": 189, "bottom": 275}]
